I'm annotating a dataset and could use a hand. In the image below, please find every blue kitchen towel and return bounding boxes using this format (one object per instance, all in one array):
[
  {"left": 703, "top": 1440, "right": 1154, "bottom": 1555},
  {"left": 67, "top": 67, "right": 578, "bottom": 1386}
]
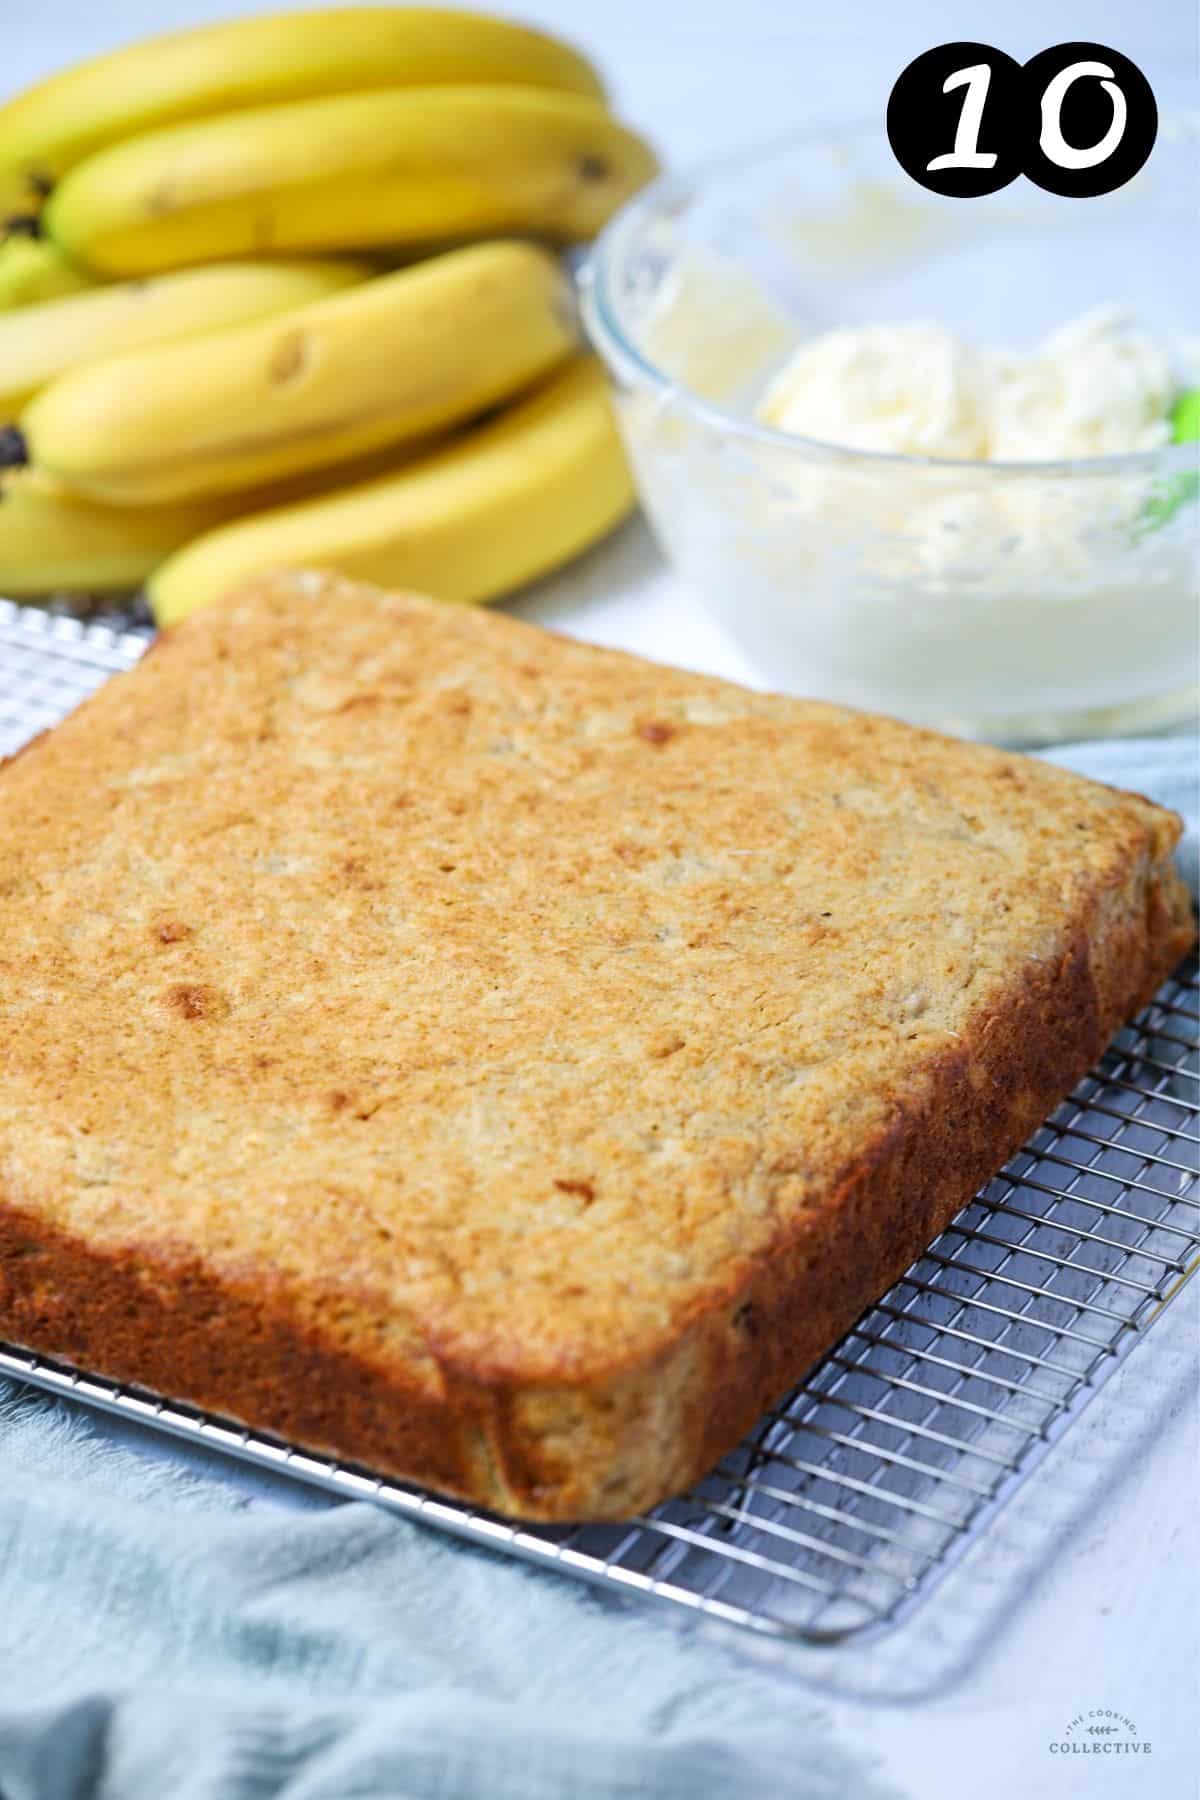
[
  {"left": 0, "top": 1390, "right": 899, "bottom": 1800},
  {"left": 0, "top": 736, "right": 1194, "bottom": 1800}
]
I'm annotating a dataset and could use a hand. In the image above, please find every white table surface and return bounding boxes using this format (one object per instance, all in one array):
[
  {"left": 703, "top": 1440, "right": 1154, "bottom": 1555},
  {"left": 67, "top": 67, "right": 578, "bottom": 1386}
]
[{"left": 6, "top": 5, "right": 1198, "bottom": 1796}]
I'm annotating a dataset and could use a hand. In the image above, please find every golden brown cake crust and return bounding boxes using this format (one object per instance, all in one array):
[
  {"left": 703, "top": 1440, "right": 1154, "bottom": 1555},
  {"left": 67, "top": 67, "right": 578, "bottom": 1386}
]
[{"left": 0, "top": 574, "right": 1193, "bottom": 1519}]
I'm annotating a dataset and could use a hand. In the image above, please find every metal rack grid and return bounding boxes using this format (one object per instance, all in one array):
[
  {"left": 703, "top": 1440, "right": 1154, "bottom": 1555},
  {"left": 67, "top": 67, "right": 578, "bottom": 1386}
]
[
  {"left": 0, "top": 597, "right": 150, "bottom": 758},
  {"left": 1, "top": 599, "right": 1196, "bottom": 1645}
]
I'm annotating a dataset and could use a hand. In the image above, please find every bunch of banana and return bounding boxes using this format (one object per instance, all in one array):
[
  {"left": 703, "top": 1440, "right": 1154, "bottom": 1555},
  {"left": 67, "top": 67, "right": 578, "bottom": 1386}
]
[
  {"left": 7, "top": 241, "right": 578, "bottom": 501},
  {"left": 0, "top": 8, "right": 605, "bottom": 196},
  {"left": 0, "top": 7, "right": 651, "bottom": 613},
  {"left": 150, "top": 356, "right": 634, "bottom": 625},
  {"left": 0, "top": 8, "right": 654, "bottom": 271}
]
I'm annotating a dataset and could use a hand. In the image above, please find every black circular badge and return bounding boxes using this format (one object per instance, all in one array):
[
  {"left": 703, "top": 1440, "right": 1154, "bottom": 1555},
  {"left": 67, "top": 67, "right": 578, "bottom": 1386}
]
[
  {"left": 886, "top": 43, "right": 1028, "bottom": 198},
  {"left": 1021, "top": 43, "right": 1157, "bottom": 197}
]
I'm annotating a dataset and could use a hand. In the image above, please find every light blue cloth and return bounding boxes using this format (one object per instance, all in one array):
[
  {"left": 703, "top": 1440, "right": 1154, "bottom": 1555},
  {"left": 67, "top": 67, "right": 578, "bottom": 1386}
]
[
  {"left": 0, "top": 1391, "right": 897, "bottom": 1800},
  {"left": 0, "top": 736, "right": 1194, "bottom": 1800}
]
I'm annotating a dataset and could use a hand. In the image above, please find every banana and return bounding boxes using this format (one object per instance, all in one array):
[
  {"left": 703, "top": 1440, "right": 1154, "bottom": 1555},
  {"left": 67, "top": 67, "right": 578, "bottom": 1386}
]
[
  {"left": 0, "top": 169, "right": 45, "bottom": 231},
  {"left": 0, "top": 8, "right": 603, "bottom": 199},
  {"left": 16, "top": 242, "right": 579, "bottom": 506},
  {"left": 0, "top": 258, "right": 367, "bottom": 417},
  {"left": 0, "top": 234, "right": 91, "bottom": 309},
  {"left": 148, "top": 356, "right": 634, "bottom": 625},
  {"left": 0, "top": 436, "right": 452, "bottom": 597},
  {"left": 0, "top": 467, "right": 251, "bottom": 593},
  {"left": 45, "top": 86, "right": 659, "bottom": 277}
]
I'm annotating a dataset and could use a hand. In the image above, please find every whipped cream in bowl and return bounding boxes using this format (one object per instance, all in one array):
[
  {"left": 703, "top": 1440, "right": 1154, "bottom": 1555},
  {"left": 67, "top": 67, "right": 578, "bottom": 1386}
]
[
  {"left": 583, "top": 121, "right": 1198, "bottom": 743},
  {"left": 757, "top": 306, "right": 1176, "bottom": 460}
]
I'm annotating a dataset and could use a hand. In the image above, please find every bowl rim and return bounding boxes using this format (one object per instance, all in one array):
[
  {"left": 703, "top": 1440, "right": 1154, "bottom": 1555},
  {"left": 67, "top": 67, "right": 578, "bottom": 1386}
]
[{"left": 580, "top": 126, "right": 1197, "bottom": 483}]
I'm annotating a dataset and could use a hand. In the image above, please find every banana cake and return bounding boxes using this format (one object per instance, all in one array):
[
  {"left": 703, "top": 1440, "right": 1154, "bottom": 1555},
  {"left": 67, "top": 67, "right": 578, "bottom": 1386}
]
[{"left": 0, "top": 574, "right": 1192, "bottom": 1519}]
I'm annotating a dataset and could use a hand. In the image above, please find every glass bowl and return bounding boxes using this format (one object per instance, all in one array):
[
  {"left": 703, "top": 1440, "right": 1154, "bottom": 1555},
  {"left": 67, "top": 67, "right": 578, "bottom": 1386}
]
[{"left": 581, "top": 118, "right": 1198, "bottom": 744}]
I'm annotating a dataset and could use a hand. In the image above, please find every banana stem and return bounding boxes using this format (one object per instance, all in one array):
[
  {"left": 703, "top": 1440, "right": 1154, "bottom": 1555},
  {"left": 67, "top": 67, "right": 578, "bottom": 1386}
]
[{"left": 0, "top": 427, "right": 30, "bottom": 468}]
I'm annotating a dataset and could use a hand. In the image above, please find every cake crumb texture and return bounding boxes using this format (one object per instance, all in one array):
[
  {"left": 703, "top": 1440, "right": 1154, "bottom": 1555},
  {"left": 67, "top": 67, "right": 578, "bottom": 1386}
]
[{"left": 0, "top": 573, "right": 1192, "bottom": 1518}]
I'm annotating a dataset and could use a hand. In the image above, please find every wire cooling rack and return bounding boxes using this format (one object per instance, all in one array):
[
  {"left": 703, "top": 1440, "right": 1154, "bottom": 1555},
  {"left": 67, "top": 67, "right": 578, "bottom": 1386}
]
[
  {"left": 1, "top": 598, "right": 1196, "bottom": 1645},
  {"left": 0, "top": 597, "right": 150, "bottom": 756}
]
